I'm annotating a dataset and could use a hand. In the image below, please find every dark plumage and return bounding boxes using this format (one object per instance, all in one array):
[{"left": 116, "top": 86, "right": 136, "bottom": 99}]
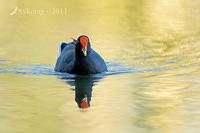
[{"left": 54, "top": 35, "right": 107, "bottom": 74}]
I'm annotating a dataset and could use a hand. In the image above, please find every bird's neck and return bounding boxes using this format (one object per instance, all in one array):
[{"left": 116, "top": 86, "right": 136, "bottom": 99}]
[
  {"left": 75, "top": 44, "right": 92, "bottom": 58},
  {"left": 75, "top": 50, "right": 91, "bottom": 59}
]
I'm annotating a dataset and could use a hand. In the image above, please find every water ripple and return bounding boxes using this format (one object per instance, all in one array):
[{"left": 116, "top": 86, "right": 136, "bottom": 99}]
[{"left": 0, "top": 59, "right": 181, "bottom": 78}]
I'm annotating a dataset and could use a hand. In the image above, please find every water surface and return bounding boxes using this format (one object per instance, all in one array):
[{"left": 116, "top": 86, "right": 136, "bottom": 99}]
[{"left": 0, "top": 0, "right": 200, "bottom": 133}]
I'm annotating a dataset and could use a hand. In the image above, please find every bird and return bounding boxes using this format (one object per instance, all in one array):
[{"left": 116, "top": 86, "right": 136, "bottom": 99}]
[
  {"left": 54, "top": 35, "right": 107, "bottom": 74},
  {"left": 62, "top": 74, "right": 103, "bottom": 109},
  {"left": 10, "top": 7, "right": 18, "bottom": 16}
]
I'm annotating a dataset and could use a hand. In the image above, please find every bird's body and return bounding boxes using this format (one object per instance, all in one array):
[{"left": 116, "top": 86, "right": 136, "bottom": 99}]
[{"left": 54, "top": 35, "right": 107, "bottom": 74}]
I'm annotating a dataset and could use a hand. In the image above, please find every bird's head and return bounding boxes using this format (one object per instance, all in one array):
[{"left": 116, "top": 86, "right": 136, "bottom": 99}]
[{"left": 75, "top": 35, "right": 91, "bottom": 57}]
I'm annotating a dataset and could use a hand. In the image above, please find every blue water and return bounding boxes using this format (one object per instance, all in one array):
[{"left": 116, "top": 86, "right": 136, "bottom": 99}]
[{"left": 0, "top": 57, "right": 196, "bottom": 78}]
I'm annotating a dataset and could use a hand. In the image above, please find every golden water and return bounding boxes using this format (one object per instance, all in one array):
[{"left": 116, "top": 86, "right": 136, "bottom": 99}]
[{"left": 0, "top": 0, "right": 200, "bottom": 133}]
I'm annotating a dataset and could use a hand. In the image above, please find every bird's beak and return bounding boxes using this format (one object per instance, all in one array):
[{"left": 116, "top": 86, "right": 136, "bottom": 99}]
[
  {"left": 81, "top": 96, "right": 88, "bottom": 109},
  {"left": 80, "top": 36, "right": 89, "bottom": 56},
  {"left": 82, "top": 48, "right": 87, "bottom": 56}
]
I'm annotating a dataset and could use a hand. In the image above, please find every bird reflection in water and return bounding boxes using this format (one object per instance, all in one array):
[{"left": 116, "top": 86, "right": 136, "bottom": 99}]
[{"left": 62, "top": 75, "right": 103, "bottom": 109}]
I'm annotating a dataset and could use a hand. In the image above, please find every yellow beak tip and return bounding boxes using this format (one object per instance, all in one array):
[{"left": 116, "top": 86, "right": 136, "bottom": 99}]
[{"left": 83, "top": 51, "right": 87, "bottom": 56}]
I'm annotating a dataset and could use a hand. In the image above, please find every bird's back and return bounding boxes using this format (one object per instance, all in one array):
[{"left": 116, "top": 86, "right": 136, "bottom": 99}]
[{"left": 54, "top": 42, "right": 75, "bottom": 72}]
